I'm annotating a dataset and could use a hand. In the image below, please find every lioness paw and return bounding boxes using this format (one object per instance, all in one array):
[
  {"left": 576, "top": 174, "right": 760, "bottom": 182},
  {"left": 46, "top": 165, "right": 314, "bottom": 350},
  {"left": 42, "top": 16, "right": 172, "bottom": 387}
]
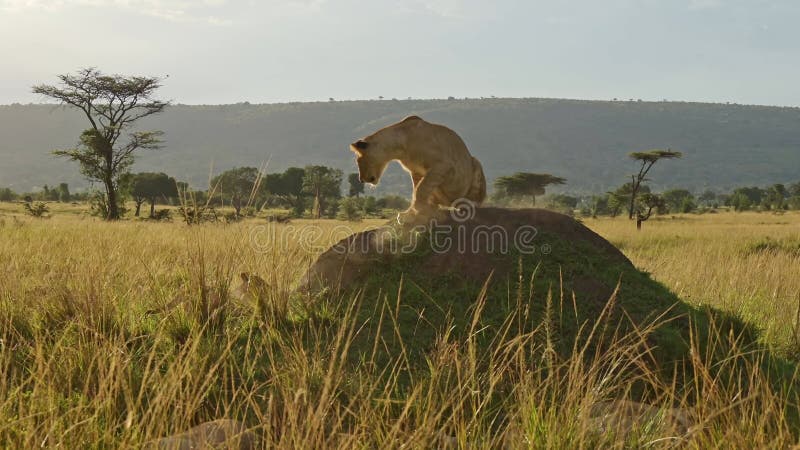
[{"left": 397, "top": 206, "right": 447, "bottom": 228}]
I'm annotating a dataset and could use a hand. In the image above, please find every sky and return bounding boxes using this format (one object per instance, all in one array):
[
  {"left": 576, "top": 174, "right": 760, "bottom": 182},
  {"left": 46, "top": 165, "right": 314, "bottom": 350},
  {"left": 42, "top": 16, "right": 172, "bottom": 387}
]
[{"left": 1, "top": 0, "right": 799, "bottom": 106}]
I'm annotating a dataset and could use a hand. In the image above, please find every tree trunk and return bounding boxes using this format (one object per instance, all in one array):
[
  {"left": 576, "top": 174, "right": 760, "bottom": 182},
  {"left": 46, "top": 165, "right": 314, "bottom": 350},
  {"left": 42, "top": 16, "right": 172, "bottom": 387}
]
[
  {"left": 134, "top": 201, "right": 142, "bottom": 217},
  {"left": 149, "top": 198, "right": 156, "bottom": 218},
  {"left": 102, "top": 144, "right": 119, "bottom": 220},
  {"left": 233, "top": 196, "right": 242, "bottom": 217},
  {"left": 106, "top": 178, "right": 119, "bottom": 220},
  {"left": 628, "top": 175, "right": 637, "bottom": 220},
  {"left": 636, "top": 217, "right": 642, "bottom": 230},
  {"left": 315, "top": 188, "right": 321, "bottom": 219}
]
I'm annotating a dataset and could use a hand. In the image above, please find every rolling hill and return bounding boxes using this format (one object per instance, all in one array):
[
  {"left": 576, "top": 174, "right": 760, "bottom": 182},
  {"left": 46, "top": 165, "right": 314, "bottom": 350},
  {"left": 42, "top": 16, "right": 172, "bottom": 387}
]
[{"left": 1, "top": 98, "right": 799, "bottom": 196}]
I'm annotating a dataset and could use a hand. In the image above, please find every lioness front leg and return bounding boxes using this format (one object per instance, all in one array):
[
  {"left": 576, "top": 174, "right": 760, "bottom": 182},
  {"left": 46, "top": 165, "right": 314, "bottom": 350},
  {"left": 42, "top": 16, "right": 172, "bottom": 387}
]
[{"left": 398, "top": 167, "right": 448, "bottom": 225}]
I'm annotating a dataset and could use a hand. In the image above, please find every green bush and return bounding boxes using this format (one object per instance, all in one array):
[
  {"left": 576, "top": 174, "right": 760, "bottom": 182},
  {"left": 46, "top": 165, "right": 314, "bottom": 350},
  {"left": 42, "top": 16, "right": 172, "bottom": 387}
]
[
  {"left": 149, "top": 209, "right": 171, "bottom": 221},
  {"left": 0, "top": 187, "right": 16, "bottom": 202},
  {"left": 376, "top": 195, "right": 410, "bottom": 211},
  {"left": 22, "top": 201, "right": 49, "bottom": 218},
  {"left": 338, "top": 197, "right": 364, "bottom": 221}
]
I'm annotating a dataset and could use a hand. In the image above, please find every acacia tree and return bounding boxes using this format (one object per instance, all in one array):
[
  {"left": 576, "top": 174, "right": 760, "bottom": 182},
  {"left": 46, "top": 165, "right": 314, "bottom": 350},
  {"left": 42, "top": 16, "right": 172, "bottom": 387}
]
[
  {"left": 211, "top": 167, "right": 261, "bottom": 217},
  {"left": 348, "top": 173, "right": 365, "bottom": 197},
  {"left": 790, "top": 182, "right": 800, "bottom": 198},
  {"left": 762, "top": 184, "right": 788, "bottom": 210},
  {"left": 302, "top": 165, "right": 343, "bottom": 218},
  {"left": 626, "top": 149, "right": 682, "bottom": 220},
  {"left": 33, "top": 68, "right": 169, "bottom": 220},
  {"left": 262, "top": 167, "right": 307, "bottom": 216},
  {"left": 607, "top": 183, "right": 650, "bottom": 217},
  {"left": 493, "top": 172, "right": 566, "bottom": 206},
  {"left": 698, "top": 190, "right": 718, "bottom": 207},
  {"left": 661, "top": 188, "right": 695, "bottom": 213},
  {"left": 129, "top": 172, "right": 178, "bottom": 217},
  {"left": 789, "top": 182, "right": 800, "bottom": 210},
  {"left": 0, "top": 188, "right": 15, "bottom": 202},
  {"left": 634, "top": 193, "right": 666, "bottom": 230}
]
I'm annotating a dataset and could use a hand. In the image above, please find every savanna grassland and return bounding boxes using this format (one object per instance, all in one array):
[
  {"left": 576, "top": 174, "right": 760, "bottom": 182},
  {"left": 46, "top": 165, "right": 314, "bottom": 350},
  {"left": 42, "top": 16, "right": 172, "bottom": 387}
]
[
  {"left": 0, "top": 203, "right": 799, "bottom": 448},
  {"left": 585, "top": 212, "right": 800, "bottom": 353}
]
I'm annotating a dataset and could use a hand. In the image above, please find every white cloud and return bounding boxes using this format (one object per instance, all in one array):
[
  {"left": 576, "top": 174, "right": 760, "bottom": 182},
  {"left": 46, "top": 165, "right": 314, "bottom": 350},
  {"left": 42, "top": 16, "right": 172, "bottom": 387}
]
[
  {"left": 687, "top": 0, "right": 723, "bottom": 10},
  {"left": 0, "top": 0, "right": 234, "bottom": 25},
  {"left": 0, "top": 0, "right": 329, "bottom": 23},
  {"left": 286, "top": 0, "right": 326, "bottom": 13},
  {"left": 400, "top": 0, "right": 465, "bottom": 18}
]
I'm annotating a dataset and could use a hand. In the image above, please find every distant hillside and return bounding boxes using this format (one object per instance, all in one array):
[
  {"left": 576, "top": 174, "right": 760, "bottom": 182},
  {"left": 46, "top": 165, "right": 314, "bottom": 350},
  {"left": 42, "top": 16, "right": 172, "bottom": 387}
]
[{"left": 1, "top": 98, "right": 799, "bottom": 195}]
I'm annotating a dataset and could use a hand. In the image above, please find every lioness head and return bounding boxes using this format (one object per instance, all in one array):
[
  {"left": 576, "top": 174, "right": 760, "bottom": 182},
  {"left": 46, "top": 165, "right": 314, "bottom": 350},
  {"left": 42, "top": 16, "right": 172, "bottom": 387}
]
[{"left": 349, "top": 138, "right": 391, "bottom": 185}]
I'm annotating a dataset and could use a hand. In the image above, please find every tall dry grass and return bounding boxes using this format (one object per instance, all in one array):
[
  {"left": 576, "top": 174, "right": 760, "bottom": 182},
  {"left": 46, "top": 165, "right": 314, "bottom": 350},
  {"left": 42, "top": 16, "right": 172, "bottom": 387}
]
[
  {"left": 0, "top": 210, "right": 797, "bottom": 448},
  {"left": 586, "top": 211, "right": 800, "bottom": 353}
]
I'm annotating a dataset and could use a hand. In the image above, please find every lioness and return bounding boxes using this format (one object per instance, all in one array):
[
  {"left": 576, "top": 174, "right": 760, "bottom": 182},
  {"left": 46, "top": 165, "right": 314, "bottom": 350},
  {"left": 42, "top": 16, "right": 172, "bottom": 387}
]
[{"left": 350, "top": 116, "right": 486, "bottom": 224}]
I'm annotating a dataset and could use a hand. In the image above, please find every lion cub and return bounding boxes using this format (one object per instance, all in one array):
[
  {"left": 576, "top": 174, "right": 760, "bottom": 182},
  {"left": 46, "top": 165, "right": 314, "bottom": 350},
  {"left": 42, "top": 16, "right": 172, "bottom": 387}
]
[
  {"left": 146, "top": 272, "right": 269, "bottom": 316},
  {"left": 231, "top": 272, "right": 270, "bottom": 303},
  {"left": 350, "top": 116, "right": 486, "bottom": 224}
]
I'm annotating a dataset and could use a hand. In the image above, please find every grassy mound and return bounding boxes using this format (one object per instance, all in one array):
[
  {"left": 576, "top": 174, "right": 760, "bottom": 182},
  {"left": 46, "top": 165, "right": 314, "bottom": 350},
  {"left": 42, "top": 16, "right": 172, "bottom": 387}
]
[{"left": 301, "top": 208, "right": 795, "bottom": 399}]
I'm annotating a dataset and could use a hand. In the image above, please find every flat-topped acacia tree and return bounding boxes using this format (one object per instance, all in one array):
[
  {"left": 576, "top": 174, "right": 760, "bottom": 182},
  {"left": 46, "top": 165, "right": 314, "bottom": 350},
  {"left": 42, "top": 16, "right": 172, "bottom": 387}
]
[
  {"left": 127, "top": 172, "right": 178, "bottom": 218},
  {"left": 32, "top": 68, "right": 169, "bottom": 220},
  {"left": 493, "top": 172, "right": 566, "bottom": 206},
  {"left": 627, "top": 149, "right": 682, "bottom": 222}
]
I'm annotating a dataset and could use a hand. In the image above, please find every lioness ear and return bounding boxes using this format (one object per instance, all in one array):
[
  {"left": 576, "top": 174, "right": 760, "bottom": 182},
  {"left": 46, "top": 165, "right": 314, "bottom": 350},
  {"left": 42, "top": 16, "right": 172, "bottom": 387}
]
[
  {"left": 351, "top": 140, "right": 369, "bottom": 151},
  {"left": 240, "top": 272, "right": 249, "bottom": 283}
]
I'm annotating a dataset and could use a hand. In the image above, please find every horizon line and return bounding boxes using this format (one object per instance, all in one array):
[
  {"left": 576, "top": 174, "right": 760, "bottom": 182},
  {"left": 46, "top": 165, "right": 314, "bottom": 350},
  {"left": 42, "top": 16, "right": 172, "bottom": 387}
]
[{"left": 3, "top": 95, "right": 799, "bottom": 110}]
